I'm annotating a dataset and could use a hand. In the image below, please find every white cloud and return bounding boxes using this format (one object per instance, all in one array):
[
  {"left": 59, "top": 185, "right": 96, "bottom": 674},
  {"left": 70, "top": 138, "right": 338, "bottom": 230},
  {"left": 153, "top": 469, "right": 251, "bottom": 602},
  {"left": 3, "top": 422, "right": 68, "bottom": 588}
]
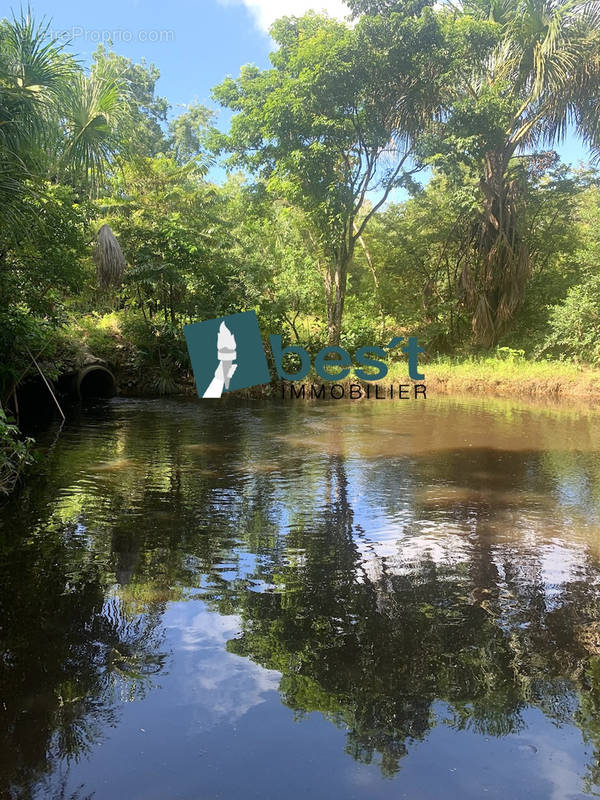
[
  {"left": 219, "top": 0, "right": 351, "bottom": 32},
  {"left": 165, "top": 605, "right": 281, "bottom": 732}
]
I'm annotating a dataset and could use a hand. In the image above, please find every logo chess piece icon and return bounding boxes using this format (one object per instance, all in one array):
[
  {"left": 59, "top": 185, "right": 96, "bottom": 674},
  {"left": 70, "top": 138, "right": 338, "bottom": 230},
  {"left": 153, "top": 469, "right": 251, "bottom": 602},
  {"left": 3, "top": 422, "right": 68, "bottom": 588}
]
[
  {"left": 202, "top": 321, "right": 238, "bottom": 398},
  {"left": 184, "top": 310, "right": 271, "bottom": 399}
]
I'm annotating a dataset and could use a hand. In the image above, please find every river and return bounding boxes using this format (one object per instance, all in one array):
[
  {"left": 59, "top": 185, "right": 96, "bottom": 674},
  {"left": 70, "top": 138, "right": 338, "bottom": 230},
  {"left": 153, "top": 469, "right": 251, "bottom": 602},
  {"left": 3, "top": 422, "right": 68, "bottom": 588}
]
[{"left": 2, "top": 396, "right": 600, "bottom": 799}]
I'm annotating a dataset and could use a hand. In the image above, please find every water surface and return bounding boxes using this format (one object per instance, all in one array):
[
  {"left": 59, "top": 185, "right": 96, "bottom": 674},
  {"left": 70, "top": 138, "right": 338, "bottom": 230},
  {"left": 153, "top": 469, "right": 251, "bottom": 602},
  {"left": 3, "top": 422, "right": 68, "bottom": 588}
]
[{"left": 2, "top": 397, "right": 600, "bottom": 799}]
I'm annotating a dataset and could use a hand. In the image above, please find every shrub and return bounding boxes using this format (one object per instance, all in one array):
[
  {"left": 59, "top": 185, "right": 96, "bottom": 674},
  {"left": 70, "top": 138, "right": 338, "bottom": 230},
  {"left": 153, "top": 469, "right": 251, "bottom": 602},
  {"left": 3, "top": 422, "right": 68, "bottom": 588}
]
[
  {"left": 542, "top": 275, "right": 600, "bottom": 364},
  {"left": 0, "top": 408, "right": 34, "bottom": 496},
  {"left": 120, "top": 316, "right": 190, "bottom": 395},
  {"left": 340, "top": 301, "right": 382, "bottom": 351},
  {"left": 496, "top": 346, "right": 526, "bottom": 362}
]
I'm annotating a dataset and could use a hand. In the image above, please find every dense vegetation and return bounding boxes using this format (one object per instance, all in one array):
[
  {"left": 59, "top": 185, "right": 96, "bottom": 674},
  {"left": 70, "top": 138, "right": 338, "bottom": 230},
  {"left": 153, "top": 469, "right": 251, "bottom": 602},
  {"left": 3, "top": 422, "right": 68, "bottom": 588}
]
[{"left": 1, "top": 1, "right": 600, "bottom": 490}]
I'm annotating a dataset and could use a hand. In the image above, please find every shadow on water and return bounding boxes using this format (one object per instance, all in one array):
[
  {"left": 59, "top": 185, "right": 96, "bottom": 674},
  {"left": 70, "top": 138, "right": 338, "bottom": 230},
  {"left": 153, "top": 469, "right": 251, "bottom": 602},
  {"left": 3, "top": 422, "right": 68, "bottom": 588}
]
[{"left": 2, "top": 398, "right": 600, "bottom": 798}]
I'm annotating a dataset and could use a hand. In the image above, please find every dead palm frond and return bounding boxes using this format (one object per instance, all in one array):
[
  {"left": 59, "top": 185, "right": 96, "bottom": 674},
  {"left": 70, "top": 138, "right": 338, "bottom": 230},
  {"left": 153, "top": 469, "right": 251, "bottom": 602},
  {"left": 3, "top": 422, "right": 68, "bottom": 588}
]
[{"left": 94, "top": 224, "right": 126, "bottom": 289}]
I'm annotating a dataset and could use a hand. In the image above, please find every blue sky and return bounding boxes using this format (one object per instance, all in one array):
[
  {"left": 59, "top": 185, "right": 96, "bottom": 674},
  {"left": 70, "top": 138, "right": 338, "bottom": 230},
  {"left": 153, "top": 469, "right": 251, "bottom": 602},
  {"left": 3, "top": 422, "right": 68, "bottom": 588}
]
[{"left": 12, "top": 0, "right": 593, "bottom": 175}]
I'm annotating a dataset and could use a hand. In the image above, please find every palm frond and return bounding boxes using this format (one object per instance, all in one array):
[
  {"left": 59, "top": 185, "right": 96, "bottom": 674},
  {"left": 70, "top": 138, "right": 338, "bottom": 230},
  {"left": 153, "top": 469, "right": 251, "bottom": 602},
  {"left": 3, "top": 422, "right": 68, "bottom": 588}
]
[
  {"left": 59, "top": 64, "right": 129, "bottom": 194},
  {"left": 94, "top": 224, "right": 126, "bottom": 289}
]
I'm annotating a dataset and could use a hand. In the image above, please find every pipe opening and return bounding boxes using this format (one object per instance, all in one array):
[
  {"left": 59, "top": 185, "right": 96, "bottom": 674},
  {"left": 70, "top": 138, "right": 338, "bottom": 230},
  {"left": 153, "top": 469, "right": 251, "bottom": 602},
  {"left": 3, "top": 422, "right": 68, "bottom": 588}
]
[{"left": 78, "top": 366, "right": 116, "bottom": 399}]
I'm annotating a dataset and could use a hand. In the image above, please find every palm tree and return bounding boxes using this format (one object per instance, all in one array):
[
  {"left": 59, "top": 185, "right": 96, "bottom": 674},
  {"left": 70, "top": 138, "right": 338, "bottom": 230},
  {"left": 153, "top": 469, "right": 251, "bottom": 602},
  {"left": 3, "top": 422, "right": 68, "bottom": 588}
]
[
  {"left": 0, "top": 12, "right": 71, "bottom": 231},
  {"left": 58, "top": 59, "right": 129, "bottom": 193},
  {"left": 451, "top": 0, "right": 600, "bottom": 345},
  {"left": 0, "top": 10, "right": 128, "bottom": 237}
]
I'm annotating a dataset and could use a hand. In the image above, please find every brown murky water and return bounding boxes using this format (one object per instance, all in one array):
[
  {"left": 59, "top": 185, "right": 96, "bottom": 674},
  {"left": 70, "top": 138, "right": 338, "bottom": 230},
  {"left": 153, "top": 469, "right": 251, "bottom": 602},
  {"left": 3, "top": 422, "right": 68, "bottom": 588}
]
[{"left": 2, "top": 396, "right": 600, "bottom": 799}]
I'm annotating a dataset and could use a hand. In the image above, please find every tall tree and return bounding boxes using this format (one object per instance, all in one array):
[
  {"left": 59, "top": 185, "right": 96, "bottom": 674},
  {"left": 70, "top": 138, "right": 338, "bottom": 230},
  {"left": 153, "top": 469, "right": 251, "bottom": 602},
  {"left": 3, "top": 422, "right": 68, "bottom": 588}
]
[
  {"left": 0, "top": 11, "right": 129, "bottom": 399},
  {"left": 0, "top": 12, "right": 72, "bottom": 229},
  {"left": 213, "top": 11, "right": 449, "bottom": 345},
  {"left": 353, "top": 0, "right": 600, "bottom": 345},
  {"left": 168, "top": 102, "right": 214, "bottom": 165},
  {"left": 92, "top": 45, "right": 169, "bottom": 159},
  {"left": 0, "top": 11, "right": 128, "bottom": 219}
]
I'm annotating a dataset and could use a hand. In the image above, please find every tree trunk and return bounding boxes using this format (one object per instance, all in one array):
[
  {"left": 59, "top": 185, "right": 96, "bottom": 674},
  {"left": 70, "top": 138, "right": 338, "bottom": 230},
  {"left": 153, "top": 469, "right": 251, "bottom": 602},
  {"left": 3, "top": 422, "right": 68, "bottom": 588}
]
[
  {"left": 354, "top": 226, "right": 385, "bottom": 338},
  {"left": 324, "top": 249, "right": 350, "bottom": 347},
  {"left": 460, "top": 150, "right": 529, "bottom": 348}
]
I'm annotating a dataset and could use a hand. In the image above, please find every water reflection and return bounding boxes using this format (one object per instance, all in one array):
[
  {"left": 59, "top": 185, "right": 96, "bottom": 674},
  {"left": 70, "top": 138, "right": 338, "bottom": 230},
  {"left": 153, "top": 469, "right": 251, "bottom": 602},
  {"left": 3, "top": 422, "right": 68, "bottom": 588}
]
[{"left": 1, "top": 397, "right": 600, "bottom": 798}]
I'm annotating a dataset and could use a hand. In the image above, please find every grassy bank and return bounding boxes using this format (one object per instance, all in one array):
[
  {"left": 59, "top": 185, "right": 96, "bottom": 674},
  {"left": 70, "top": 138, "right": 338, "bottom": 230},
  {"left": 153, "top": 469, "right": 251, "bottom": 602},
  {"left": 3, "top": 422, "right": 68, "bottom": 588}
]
[
  {"left": 249, "top": 356, "right": 600, "bottom": 403},
  {"left": 33, "top": 314, "right": 600, "bottom": 403},
  {"left": 386, "top": 356, "right": 600, "bottom": 400}
]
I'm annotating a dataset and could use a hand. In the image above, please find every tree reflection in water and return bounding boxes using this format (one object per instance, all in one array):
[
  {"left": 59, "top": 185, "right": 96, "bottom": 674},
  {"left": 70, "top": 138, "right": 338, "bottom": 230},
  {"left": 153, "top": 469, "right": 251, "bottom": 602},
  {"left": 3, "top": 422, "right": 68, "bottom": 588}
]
[{"left": 2, "top": 398, "right": 600, "bottom": 797}]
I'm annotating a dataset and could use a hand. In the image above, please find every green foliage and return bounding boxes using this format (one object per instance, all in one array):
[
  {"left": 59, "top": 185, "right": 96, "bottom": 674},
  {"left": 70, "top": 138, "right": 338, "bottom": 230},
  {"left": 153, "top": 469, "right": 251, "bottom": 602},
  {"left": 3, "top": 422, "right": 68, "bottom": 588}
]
[
  {"left": 354, "top": 163, "right": 596, "bottom": 355},
  {"left": 543, "top": 275, "right": 600, "bottom": 364},
  {"left": 495, "top": 346, "right": 525, "bottom": 362},
  {"left": 213, "top": 9, "right": 452, "bottom": 343},
  {"left": 0, "top": 13, "right": 129, "bottom": 203},
  {"left": 102, "top": 155, "right": 235, "bottom": 325},
  {"left": 168, "top": 103, "right": 214, "bottom": 165},
  {"left": 0, "top": 12, "right": 74, "bottom": 229},
  {"left": 92, "top": 44, "right": 169, "bottom": 158},
  {"left": 413, "top": 0, "right": 600, "bottom": 344},
  {"left": 0, "top": 307, "right": 51, "bottom": 396},
  {"left": 0, "top": 406, "right": 33, "bottom": 495},
  {"left": 339, "top": 298, "right": 382, "bottom": 351},
  {"left": 56, "top": 312, "right": 191, "bottom": 396},
  {"left": 0, "top": 183, "right": 93, "bottom": 394},
  {"left": 219, "top": 175, "right": 324, "bottom": 340},
  {"left": 74, "top": 313, "right": 123, "bottom": 365},
  {"left": 119, "top": 315, "right": 189, "bottom": 395}
]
